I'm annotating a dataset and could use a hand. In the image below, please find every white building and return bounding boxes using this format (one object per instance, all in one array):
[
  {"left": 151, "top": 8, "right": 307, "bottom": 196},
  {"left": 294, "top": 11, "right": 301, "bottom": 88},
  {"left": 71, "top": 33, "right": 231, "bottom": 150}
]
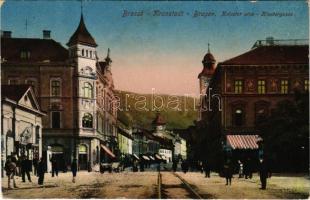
[{"left": 1, "top": 85, "right": 45, "bottom": 166}]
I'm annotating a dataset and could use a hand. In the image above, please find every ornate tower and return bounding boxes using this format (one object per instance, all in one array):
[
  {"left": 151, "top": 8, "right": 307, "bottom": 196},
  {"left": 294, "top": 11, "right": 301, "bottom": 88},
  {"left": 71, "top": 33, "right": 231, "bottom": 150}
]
[
  {"left": 152, "top": 112, "right": 167, "bottom": 137},
  {"left": 67, "top": 14, "right": 98, "bottom": 163},
  {"left": 198, "top": 44, "right": 216, "bottom": 120}
]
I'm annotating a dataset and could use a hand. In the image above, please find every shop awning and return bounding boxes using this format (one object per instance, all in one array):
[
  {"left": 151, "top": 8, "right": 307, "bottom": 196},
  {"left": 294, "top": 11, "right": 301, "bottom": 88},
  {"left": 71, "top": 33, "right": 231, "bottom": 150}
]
[
  {"left": 142, "top": 155, "right": 150, "bottom": 160},
  {"left": 133, "top": 154, "right": 140, "bottom": 160},
  {"left": 161, "top": 155, "right": 166, "bottom": 160},
  {"left": 149, "top": 156, "right": 155, "bottom": 160},
  {"left": 100, "top": 144, "right": 116, "bottom": 158},
  {"left": 226, "top": 135, "right": 262, "bottom": 150},
  {"left": 155, "top": 154, "right": 162, "bottom": 160}
]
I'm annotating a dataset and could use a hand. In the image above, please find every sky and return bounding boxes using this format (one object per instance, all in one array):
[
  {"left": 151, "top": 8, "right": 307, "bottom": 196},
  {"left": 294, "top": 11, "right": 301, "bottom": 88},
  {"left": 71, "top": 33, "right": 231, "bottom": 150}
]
[{"left": 1, "top": 1, "right": 309, "bottom": 96}]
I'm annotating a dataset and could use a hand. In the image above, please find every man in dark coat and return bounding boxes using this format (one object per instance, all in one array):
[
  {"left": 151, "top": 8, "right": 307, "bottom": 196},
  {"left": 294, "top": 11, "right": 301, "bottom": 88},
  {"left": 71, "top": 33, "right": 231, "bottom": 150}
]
[
  {"left": 181, "top": 160, "right": 188, "bottom": 173},
  {"left": 172, "top": 159, "right": 177, "bottom": 172},
  {"left": 203, "top": 161, "right": 211, "bottom": 178},
  {"left": 259, "top": 158, "right": 271, "bottom": 190},
  {"left": 33, "top": 157, "right": 38, "bottom": 176},
  {"left": 37, "top": 157, "right": 45, "bottom": 185},
  {"left": 71, "top": 159, "right": 78, "bottom": 183},
  {"left": 223, "top": 160, "right": 233, "bottom": 185},
  {"left": 50, "top": 156, "right": 58, "bottom": 177},
  {"left": 21, "top": 155, "right": 32, "bottom": 182}
]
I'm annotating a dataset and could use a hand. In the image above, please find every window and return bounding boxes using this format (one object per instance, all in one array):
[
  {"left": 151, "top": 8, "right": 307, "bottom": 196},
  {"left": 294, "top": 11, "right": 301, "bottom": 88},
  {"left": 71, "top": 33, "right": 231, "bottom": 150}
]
[
  {"left": 8, "top": 79, "right": 19, "bottom": 85},
  {"left": 257, "top": 80, "right": 266, "bottom": 94},
  {"left": 51, "top": 112, "right": 60, "bottom": 128},
  {"left": 86, "top": 50, "right": 88, "bottom": 57},
  {"left": 82, "top": 113, "right": 93, "bottom": 128},
  {"left": 26, "top": 79, "right": 35, "bottom": 87},
  {"left": 90, "top": 51, "right": 92, "bottom": 58},
  {"left": 234, "top": 109, "right": 243, "bottom": 126},
  {"left": 51, "top": 80, "right": 61, "bottom": 96},
  {"left": 305, "top": 80, "right": 309, "bottom": 91},
  {"left": 82, "top": 49, "right": 84, "bottom": 56},
  {"left": 256, "top": 108, "right": 267, "bottom": 125},
  {"left": 234, "top": 80, "right": 243, "bottom": 94},
  {"left": 280, "top": 80, "right": 289, "bottom": 94},
  {"left": 20, "top": 50, "right": 30, "bottom": 59},
  {"left": 83, "top": 82, "right": 93, "bottom": 98}
]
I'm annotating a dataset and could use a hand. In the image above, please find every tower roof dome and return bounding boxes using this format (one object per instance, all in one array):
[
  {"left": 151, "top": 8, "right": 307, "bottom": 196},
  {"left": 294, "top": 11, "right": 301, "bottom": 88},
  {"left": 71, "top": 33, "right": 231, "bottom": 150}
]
[
  {"left": 202, "top": 43, "right": 216, "bottom": 64},
  {"left": 203, "top": 52, "right": 216, "bottom": 63},
  {"left": 152, "top": 112, "right": 166, "bottom": 125},
  {"left": 67, "top": 14, "right": 97, "bottom": 47}
]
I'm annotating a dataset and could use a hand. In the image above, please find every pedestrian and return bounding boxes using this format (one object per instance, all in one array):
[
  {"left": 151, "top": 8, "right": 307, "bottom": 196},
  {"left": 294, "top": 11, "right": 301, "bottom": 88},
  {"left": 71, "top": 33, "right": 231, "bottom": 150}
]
[
  {"left": 258, "top": 158, "right": 271, "bottom": 190},
  {"left": 139, "top": 160, "right": 144, "bottom": 172},
  {"left": 198, "top": 161, "right": 203, "bottom": 173},
  {"left": 172, "top": 159, "right": 177, "bottom": 172},
  {"left": 5, "top": 156, "right": 17, "bottom": 189},
  {"left": 133, "top": 160, "right": 138, "bottom": 172},
  {"left": 33, "top": 157, "right": 38, "bottom": 176},
  {"left": 37, "top": 157, "right": 45, "bottom": 185},
  {"left": 181, "top": 160, "right": 188, "bottom": 173},
  {"left": 223, "top": 159, "right": 233, "bottom": 185},
  {"left": 50, "top": 156, "right": 58, "bottom": 177},
  {"left": 21, "top": 155, "right": 32, "bottom": 182},
  {"left": 11, "top": 154, "right": 20, "bottom": 176},
  {"left": 71, "top": 159, "right": 78, "bottom": 183},
  {"left": 238, "top": 160, "right": 243, "bottom": 178},
  {"left": 203, "top": 161, "right": 211, "bottom": 178}
]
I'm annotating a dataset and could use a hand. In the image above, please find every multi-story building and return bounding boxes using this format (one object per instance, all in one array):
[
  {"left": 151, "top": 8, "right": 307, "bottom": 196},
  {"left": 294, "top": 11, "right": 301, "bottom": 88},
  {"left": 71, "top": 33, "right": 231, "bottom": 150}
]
[
  {"left": 200, "top": 38, "right": 309, "bottom": 160},
  {"left": 1, "top": 14, "right": 117, "bottom": 170},
  {"left": 117, "top": 120, "right": 133, "bottom": 158}
]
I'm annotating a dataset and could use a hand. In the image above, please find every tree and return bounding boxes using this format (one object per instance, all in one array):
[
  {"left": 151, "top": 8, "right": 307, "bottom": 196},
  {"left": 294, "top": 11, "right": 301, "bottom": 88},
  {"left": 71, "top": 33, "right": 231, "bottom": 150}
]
[{"left": 259, "top": 91, "right": 309, "bottom": 172}]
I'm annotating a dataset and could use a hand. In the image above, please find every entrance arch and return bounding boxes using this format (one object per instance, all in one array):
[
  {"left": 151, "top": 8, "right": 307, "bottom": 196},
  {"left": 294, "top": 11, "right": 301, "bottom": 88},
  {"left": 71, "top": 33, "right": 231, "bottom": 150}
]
[{"left": 79, "top": 144, "right": 88, "bottom": 170}]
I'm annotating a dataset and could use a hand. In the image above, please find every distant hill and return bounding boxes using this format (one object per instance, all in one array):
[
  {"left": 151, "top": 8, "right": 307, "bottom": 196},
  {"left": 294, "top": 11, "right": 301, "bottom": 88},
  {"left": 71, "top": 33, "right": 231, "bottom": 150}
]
[{"left": 115, "top": 90, "right": 198, "bottom": 130}]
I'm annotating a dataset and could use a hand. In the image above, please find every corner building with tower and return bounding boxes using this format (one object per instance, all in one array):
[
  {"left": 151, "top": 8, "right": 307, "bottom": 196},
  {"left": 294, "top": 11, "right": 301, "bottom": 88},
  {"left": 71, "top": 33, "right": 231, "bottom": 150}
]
[{"left": 1, "top": 14, "right": 118, "bottom": 171}]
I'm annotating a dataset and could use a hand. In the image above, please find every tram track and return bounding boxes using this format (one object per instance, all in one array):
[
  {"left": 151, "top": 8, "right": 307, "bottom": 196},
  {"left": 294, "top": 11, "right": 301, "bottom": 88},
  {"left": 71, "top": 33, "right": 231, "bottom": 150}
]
[{"left": 157, "top": 171, "right": 202, "bottom": 199}]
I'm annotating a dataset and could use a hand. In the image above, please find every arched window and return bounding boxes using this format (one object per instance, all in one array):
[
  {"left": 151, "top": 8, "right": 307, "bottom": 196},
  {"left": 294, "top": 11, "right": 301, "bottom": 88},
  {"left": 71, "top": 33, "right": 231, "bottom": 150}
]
[
  {"left": 82, "top": 113, "right": 93, "bottom": 128},
  {"left": 83, "top": 82, "right": 93, "bottom": 98},
  {"left": 234, "top": 109, "right": 243, "bottom": 126}
]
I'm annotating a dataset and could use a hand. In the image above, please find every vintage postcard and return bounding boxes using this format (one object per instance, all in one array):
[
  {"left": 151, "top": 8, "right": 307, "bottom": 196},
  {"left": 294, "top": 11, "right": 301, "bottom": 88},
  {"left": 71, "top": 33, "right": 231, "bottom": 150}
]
[{"left": 0, "top": 0, "right": 309, "bottom": 199}]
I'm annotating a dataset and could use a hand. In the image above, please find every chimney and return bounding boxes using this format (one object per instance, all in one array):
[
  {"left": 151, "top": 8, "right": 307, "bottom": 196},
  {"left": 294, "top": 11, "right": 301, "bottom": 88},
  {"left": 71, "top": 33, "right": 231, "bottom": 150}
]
[
  {"left": 43, "top": 30, "right": 51, "bottom": 39},
  {"left": 2, "top": 31, "right": 12, "bottom": 38}
]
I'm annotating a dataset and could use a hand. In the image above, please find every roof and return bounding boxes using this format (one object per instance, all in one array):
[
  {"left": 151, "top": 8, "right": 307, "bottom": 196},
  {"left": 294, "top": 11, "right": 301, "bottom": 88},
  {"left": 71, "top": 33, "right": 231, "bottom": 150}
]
[
  {"left": 67, "top": 14, "right": 97, "bottom": 47},
  {"left": 152, "top": 113, "right": 166, "bottom": 125},
  {"left": 1, "top": 38, "right": 68, "bottom": 62},
  {"left": 1, "top": 85, "right": 31, "bottom": 101},
  {"left": 203, "top": 52, "right": 216, "bottom": 63},
  {"left": 220, "top": 45, "right": 309, "bottom": 65},
  {"left": 226, "top": 135, "right": 262, "bottom": 150}
]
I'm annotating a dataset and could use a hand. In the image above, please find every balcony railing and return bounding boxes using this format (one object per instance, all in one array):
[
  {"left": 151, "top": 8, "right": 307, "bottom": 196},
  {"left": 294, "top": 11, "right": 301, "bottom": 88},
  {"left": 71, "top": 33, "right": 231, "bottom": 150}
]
[{"left": 252, "top": 39, "right": 309, "bottom": 49}]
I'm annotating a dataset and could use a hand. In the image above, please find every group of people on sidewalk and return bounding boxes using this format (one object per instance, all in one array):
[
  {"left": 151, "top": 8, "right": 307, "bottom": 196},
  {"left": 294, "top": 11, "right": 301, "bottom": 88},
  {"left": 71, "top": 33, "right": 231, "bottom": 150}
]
[
  {"left": 4, "top": 155, "right": 78, "bottom": 189},
  {"left": 4, "top": 155, "right": 45, "bottom": 189},
  {"left": 176, "top": 157, "right": 271, "bottom": 190}
]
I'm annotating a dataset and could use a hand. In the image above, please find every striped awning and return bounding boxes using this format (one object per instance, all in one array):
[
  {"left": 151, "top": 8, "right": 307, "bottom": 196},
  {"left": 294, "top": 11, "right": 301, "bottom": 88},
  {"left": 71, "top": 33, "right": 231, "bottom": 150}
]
[
  {"left": 155, "top": 154, "right": 162, "bottom": 160},
  {"left": 149, "top": 156, "right": 155, "bottom": 160},
  {"left": 226, "top": 135, "right": 262, "bottom": 150},
  {"left": 142, "top": 155, "right": 150, "bottom": 160},
  {"left": 133, "top": 154, "right": 140, "bottom": 160},
  {"left": 101, "top": 144, "right": 116, "bottom": 158}
]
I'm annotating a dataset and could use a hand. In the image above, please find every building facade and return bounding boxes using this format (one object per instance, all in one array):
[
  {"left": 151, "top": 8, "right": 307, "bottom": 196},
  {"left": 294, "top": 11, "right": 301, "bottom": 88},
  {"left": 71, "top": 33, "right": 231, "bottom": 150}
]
[
  {"left": 1, "top": 14, "right": 118, "bottom": 170},
  {"left": 1, "top": 85, "right": 45, "bottom": 171},
  {"left": 201, "top": 38, "right": 309, "bottom": 160}
]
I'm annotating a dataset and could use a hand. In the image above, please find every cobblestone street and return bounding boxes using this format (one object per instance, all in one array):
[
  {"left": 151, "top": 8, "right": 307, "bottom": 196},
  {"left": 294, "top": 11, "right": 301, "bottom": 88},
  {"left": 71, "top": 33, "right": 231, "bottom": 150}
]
[{"left": 1, "top": 170, "right": 309, "bottom": 199}]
